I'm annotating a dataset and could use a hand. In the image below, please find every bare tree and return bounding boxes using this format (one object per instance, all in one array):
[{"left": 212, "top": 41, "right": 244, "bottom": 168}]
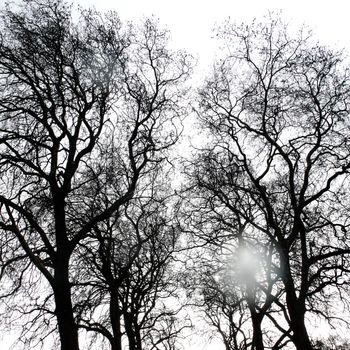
[
  {"left": 193, "top": 248, "right": 252, "bottom": 350},
  {"left": 189, "top": 15, "right": 350, "bottom": 350},
  {"left": 181, "top": 221, "right": 289, "bottom": 350},
  {"left": 313, "top": 335, "right": 350, "bottom": 350},
  {"left": 0, "top": 1, "right": 191, "bottom": 349},
  {"left": 71, "top": 17, "right": 192, "bottom": 350},
  {"left": 74, "top": 186, "right": 190, "bottom": 350}
]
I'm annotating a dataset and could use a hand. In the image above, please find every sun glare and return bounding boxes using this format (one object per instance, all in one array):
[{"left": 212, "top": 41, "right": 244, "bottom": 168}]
[{"left": 237, "top": 247, "right": 259, "bottom": 275}]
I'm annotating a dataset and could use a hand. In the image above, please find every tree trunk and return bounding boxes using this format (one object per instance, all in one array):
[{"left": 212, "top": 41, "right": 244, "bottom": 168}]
[
  {"left": 110, "top": 290, "right": 123, "bottom": 350},
  {"left": 251, "top": 314, "right": 264, "bottom": 350},
  {"left": 124, "top": 312, "right": 136, "bottom": 350},
  {"left": 287, "top": 302, "right": 313, "bottom": 350},
  {"left": 52, "top": 193, "right": 80, "bottom": 350},
  {"left": 53, "top": 269, "right": 79, "bottom": 350},
  {"left": 246, "top": 276, "right": 264, "bottom": 350},
  {"left": 280, "top": 249, "right": 313, "bottom": 350},
  {"left": 247, "top": 296, "right": 264, "bottom": 350},
  {"left": 135, "top": 324, "right": 142, "bottom": 350},
  {"left": 124, "top": 312, "right": 142, "bottom": 350}
]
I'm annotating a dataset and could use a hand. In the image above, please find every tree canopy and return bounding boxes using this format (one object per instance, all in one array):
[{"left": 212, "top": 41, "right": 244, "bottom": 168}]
[{"left": 0, "top": 2, "right": 350, "bottom": 350}]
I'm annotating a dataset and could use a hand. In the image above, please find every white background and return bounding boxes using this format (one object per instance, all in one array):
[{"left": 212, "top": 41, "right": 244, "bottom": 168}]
[{"left": 1, "top": 0, "right": 350, "bottom": 349}]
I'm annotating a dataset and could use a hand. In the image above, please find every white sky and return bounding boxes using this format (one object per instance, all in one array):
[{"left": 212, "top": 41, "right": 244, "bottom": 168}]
[
  {"left": 76, "top": 2, "right": 350, "bottom": 350},
  {"left": 79, "top": 0, "right": 350, "bottom": 68},
  {"left": 2, "top": 0, "right": 350, "bottom": 349}
]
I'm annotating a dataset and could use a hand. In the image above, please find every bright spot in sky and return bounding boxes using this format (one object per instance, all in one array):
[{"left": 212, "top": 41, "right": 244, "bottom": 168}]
[
  {"left": 233, "top": 245, "right": 263, "bottom": 291},
  {"left": 237, "top": 247, "right": 259, "bottom": 275}
]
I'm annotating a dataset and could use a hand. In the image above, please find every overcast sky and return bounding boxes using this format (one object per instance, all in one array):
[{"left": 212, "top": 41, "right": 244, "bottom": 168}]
[
  {"left": 73, "top": 2, "right": 350, "bottom": 349},
  {"left": 78, "top": 0, "right": 350, "bottom": 70},
  {"left": 1, "top": 0, "right": 350, "bottom": 349}
]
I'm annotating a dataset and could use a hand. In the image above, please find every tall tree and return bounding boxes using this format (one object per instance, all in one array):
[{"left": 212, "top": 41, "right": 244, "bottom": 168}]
[
  {"left": 190, "top": 15, "right": 350, "bottom": 350},
  {"left": 71, "top": 17, "right": 191, "bottom": 350},
  {"left": 182, "top": 223, "right": 288, "bottom": 350},
  {"left": 0, "top": 1, "right": 191, "bottom": 349},
  {"left": 75, "top": 194, "right": 188, "bottom": 350}
]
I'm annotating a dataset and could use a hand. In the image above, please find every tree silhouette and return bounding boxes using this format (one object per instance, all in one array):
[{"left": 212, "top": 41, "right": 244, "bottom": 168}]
[
  {"left": 189, "top": 15, "right": 350, "bottom": 350},
  {"left": 0, "top": 1, "right": 191, "bottom": 349}
]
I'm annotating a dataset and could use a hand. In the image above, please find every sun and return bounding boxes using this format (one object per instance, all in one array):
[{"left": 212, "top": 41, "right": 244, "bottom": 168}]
[{"left": 236, "top": 246, "right": 260, "bottom": 278}]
